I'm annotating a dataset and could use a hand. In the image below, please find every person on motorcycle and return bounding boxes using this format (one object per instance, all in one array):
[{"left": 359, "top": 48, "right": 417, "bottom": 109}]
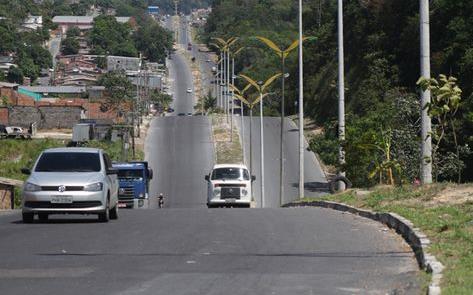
[{"left": 158, "top": 193, "right": 165, "bottom": 208}]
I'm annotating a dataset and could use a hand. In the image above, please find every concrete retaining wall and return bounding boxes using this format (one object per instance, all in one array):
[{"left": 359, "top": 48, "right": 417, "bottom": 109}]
[{"left": 7, "top": 106, "right": 83, "bottom": 129}]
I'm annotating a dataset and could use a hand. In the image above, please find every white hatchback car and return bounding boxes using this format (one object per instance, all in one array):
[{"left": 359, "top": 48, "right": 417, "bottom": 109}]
[{"left": 205, "top": 164, "right": 255, "bottom": 208}]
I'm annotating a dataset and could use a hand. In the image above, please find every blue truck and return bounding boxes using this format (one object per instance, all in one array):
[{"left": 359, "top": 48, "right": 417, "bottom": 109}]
[{"left": 112, "top": 162, "right": 153, "bottom": 209}]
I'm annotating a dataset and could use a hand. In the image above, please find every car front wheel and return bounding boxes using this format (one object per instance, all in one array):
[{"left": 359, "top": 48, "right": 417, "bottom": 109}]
[
  {"left": 98, "top": 199, "right": 110, "bottom": 222},
  {"left": 109, "top": 204, "right": 118, "bottom": 220}
]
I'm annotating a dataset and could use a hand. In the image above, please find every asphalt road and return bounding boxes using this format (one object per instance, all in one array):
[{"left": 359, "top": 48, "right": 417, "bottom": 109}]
[
  {"left": 237, "top": 117, "right": 328, "bottom": 208},
  {"left": 0, "top": 15, "right": 421, "bottom": 295},
  {"left": 0, "top": 208, "right": 420, "bottom": 295}
]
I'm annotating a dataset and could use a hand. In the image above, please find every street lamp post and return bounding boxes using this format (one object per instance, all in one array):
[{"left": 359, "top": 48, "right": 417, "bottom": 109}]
[
  {"left": 298, "top": 0, "right": 304, "bottom": 199},
  {"left": 420, "top": 0, "right": 432, "bottom": 184},
  {"left": 258, "top": 81, "right": 265, "bottom": 208},
  {"left": 239, "top": 73, "right": 281, "bottom": 208},
  {"left": 255, "top": 36, "right": 310, "bottom": 206},
  {"left": 338, "top": 0, "right": 346, "bottom": 187}
]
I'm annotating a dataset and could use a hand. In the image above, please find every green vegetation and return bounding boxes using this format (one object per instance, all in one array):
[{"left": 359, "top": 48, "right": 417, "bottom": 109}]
[
  {"left": 0, "top": 139, "right": 64, "bottom": 182},
  {"left": 98, "top": 71, "right": 134, "bottom": 112},
  {"left": 202, "top": 0, "right": 473, "bottom": 186},
  {"left": 301, "top": 184, "right": 473, "bottom": 294},
  {"left": 89, "top": 15, "right": 138, "bottom": 57}
]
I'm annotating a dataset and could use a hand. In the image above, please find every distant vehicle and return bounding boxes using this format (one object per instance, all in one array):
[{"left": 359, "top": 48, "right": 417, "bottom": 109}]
[
  {"left": 21, "top": 148, "right": 119, "bottom": 223},
  {"left": 177, "top": 113, "right": 186, "bottom": 116},
  {"left": 205, "top": 164, "right": 255, "bottom": 208},
  {"left": 211, "top": 66, "right": 217, "bottom": 73},
  {"left": 5, "top": 126, "right": 31, "bottom": 139},
  {"left": 206, "top": 59, "right": 211, "bottom": 62},
  {"left": 187, "top": 112, "right": 192, "bottom": 116},
  {"left": 186, "top": 88, "right": 193, "bottom": 93},
  {"left": 167, "top": 107, "right": 175, "bottom": 113},
  {"left": 187, "top": 42, "right": 192, "bottom": 50},
  {"left": 0, "top": 124, "right": 7, "bottom": 139},
  {"left": 113, "top": 162, "right": 153, "bottom": 209}
]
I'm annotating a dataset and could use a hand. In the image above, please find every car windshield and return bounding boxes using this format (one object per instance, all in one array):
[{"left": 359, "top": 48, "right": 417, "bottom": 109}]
[
  {"left": 117, "top": 169, "right": 143, "bottom": 180},
  {"left": 211, "top": 168, "right": 249, "bottom": 180},
  {"left": 35, "top": 152, "right": 101, "bottom": 172}
]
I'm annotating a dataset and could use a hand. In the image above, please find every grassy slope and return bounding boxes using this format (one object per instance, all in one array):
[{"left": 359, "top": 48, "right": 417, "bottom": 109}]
[{"left": 302, "top": 184, "right": 473, "bottom": 294}]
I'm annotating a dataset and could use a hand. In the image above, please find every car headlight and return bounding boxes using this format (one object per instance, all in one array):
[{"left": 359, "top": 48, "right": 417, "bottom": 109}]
[
  {"left": 84, "top": 182, "right": 103, "bottom": 192},
  {"left": 242, "top": 189, "right": 248, "bottom": 196},
  {"left": 24, "top": 182, "right": 41, "bottom": 192},
  {"left": 139, "top": 193, "right": 144, "bottom": 198},
  {"left": 213, "top": 188, "right": 221, "bottom": 196}
]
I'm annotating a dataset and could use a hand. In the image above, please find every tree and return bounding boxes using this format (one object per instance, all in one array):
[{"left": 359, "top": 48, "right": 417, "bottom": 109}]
[
  {"left": 150, "top": 90, "right": 172, "bottom": 110},
  {"left": 133, "top": 19, "right": 173, "bottom": 62},
  {"left": 98, "top": 71, "right": 134, "bottom": 112},
  {"left": 418, "top": 74, "right": 466, "bottom": 181},
  {"left": 7, "top": 66, "right": 23, "bottom": 84},
  {"left": 62, "top": 37, "right": 80, "bottom": 55}
]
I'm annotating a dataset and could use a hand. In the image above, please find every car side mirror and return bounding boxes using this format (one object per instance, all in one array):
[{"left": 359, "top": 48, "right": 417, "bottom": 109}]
[
  {"left": 107, "top": 168, "right": 118, "bottom": 175},
  {"left": 204, "top": 175, "right": 210, "bottom": 181},
  {"left": 148, "top": 168, "right": 153, "bottom": 180},
  {"left": 21, "top": 168, "right": 31, "bottom": 175},
  {"left": 251, "top": 175, "right": 256, "bottom": 182}
]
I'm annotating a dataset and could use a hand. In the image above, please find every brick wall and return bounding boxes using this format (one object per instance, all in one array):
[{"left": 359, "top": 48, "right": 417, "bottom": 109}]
[{"left": 0, "top": 107, "right": 7, "bottom": 124}]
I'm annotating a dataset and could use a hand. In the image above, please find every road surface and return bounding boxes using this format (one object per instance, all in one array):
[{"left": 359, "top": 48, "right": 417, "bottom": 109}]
[{"left": 0, "top": 15, "right": 421, "bottom": 295}]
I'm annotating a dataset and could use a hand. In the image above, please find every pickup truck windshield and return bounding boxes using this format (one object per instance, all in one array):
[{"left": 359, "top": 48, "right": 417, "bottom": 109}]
[
  {"left": 117, "top": 169, "right": 143, "bottom": 179},
  {"left": 35, "top": 152, "right": 101, "bottom": 172},
  {"left": 211, "top": 168, "right": 249, "bottom": 180}
]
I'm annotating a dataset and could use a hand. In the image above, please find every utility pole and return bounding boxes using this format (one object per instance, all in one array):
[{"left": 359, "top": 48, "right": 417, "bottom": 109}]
[
  {"left": 226, "top": 49, "right": 230, "bottom": 123},
  {"left": 230, "top": 57, "right": 235, "bottom": 142},
  {"left": 258, "top": 83, "right": 265, "bottom": 208},
  {"left": 298, "top": 0, "right": 305, "bottom": 199},
  {"left": 420, "top": 0, "right": 432, "bottom": 184},
  {"left": 338, "top": 0, "right": 346, "bottom": 183}
]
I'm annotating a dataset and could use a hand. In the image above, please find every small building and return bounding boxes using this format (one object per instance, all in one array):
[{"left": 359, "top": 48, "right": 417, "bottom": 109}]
[
  {"left": 22, "top": 15, "right": 43, "bottom": 31},
  {"left": 107, "top": 56, "right": 141, "bottom": 72},
  {"left": 52, "top": 16, "right": 131, "bottom": 34}
]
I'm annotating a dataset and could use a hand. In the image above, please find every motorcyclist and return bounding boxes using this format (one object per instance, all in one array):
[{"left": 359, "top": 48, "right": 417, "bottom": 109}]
[{"left": 158, "top": 193, "right": 164, "bottom": 208}]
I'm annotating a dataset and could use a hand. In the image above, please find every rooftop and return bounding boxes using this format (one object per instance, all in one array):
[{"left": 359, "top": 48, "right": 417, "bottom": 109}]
[{"left": 52, "top": 16, "right": 130, "bottom": 24}]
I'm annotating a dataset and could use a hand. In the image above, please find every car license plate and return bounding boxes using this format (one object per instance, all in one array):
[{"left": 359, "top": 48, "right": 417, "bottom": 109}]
[
  {"left": 118, "top": 203, "right": 127, "bottom": 208},
  {"left": 225, "top": 198, "right": 236, "bottom": 203},
  {"left": 51, "top": 196, "right": 73, "bottom": 203}
]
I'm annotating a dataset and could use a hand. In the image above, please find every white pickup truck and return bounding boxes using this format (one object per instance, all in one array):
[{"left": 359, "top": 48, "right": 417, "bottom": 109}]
[{"left": 205, "top": 164, "right": 255, "bottom": 208}]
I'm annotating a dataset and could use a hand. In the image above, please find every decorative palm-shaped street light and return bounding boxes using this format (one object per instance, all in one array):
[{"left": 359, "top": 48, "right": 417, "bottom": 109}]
[
  {"left": 212, "top": 37, "right": 239, "bottom": 121},
  {"left": 229, "top": 82, "right": 251, "bottom": 159},
  {"left": 233, "top": 88, "right": 267, "bottom": 204},
  {"left": 239, "top": 73, "right": 282, "bottom": 208},
  {"left": 255, "top": 36, "right": 311, "bottom": 206}
]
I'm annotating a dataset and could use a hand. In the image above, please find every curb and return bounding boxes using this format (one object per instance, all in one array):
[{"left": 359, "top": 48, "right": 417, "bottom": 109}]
[{"left": 283, "top": 200, "right": 444, "bottom": 295}]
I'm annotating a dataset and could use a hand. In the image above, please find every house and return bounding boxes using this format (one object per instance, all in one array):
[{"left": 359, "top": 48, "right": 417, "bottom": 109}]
[
  {"left": 22, "top": 15, "right": 42, "bottom": 31},
  {"left": 107, "top": 56, "right": 141, "bottom": 72},
  {"left": 52, "top": 16, "right": 131, "bottom": 34}
]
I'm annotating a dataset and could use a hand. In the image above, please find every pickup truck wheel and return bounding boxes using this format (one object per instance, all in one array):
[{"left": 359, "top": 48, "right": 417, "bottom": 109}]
[
  {"left": 98, "top": 200, "right": 110, "bottom": 222},
  {"left": 38, "top": 213, "right": 49, "bottom": 221},
  {"left": 22, "top": 212, "right": 34, "bottom": 223},
  {"left": 109, "top": 205, "right": 118, "bottom": 220}
]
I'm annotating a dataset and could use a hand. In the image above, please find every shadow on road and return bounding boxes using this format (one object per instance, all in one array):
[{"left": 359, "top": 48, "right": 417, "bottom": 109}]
[
  {"left": 291, "top": 182, "right": 330, "bottom": 193},
  {"left": 35, "top": 250, "right": 413, "bottom": 259}
]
